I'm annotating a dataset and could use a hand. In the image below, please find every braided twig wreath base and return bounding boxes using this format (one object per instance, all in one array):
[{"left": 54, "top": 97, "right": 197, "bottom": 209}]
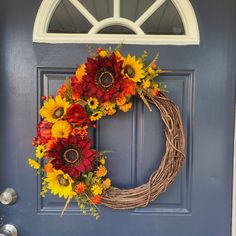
[{"left": 102, "top": 92, "right": 185, "bottom": 209}]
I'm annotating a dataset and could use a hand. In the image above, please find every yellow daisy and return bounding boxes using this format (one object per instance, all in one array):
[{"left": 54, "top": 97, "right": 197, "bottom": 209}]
[
  {"left": 40, "top": 95, "right": 70, "bottom": 123},
  {"left": 35, "top": 145, "right": 45, "bottom": 159},
  {"left": 87, "top": 97, "right": 99, "bottom": 110},
  {"left": 45, "top": 169, "right": 76, "bottom": 199},
  {"left": 123, "top": 54, "right": 145, "bottom": 82},
  {"left": 91, "top": 184, "right": 103, "bottom": 196},
  {"left": 76, "top": 64, "right": 86, "bottom": 82},
  {"left": 90, "top": 111, "right": 103, "bottom": 121},
  {"left": 51, "top": 120, "right": 71, "bottom": 139},
  {"left": 142, "top": 79, "right": 151, "bottom": 89},
  {"left": 103, "top": 178, "right": 111, "bottom": 190},
  {"left": 28, "top": 158, "right": 40, "bottom": 170}
]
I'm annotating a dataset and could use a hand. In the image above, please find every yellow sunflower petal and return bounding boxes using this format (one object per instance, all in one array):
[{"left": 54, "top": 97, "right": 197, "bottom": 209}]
[
  {"left": 87, "top": 97, "right": 99, "bottom": 110},
  {"left": 90, "top": 111, "right": 103, "bottom": 121}
]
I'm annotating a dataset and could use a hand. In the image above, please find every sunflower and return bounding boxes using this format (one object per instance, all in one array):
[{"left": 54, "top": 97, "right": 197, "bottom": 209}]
[
  {"left": 49, "top": 135, "right": 97, "bottom": 178},
  {"left": 40, "top": 95, "right": 70, "bottom": 123},
  {"left": 51, "top": 120, "right": 72, "bottom": 139},
  {"left": 123, "top": 54, "right": 145, "bottom": 82},
  {"left": 28, "top": 158, "right": 40, "bottom": 170},
  {"left": 90, "top": 111, "right": 103, "bottom": 121},
  {"left": 81, "top": 53, "right": 125, "bottom": 102},
  {"left": 87, "top": 97, "right": 99, "bottom": 110},
  {"left": 35, "top": 145, "right": 45, "bottom": 159},
  {"left": 45, "top": 169, "right": 76, "bottom": 199}
]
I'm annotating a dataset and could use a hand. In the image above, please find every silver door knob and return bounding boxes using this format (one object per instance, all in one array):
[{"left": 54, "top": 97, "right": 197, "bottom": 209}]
[
  {"left": 0, "top": 224, "right": 17, "bottom": 236},
  {"left": 0, "top": 188, "right": 18, "bottom": 205}
]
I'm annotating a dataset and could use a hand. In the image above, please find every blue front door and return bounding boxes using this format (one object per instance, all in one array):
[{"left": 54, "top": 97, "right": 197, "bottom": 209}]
[{"left": 0, "top": 1, "right": 235, "bottom": 236}]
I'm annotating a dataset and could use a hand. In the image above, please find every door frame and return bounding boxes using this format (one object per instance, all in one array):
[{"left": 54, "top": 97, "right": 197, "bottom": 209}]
[{"left": 233, "top": 111, "right": 236, "bottom": 236}]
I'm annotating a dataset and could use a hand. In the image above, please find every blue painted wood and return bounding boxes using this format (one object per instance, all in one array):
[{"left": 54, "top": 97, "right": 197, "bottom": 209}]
[{"left": 0, "top": 0, "right": 235, "bottom": 235}]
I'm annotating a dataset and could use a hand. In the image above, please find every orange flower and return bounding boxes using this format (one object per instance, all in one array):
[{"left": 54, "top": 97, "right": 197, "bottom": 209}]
[
  {"left": 103, "top": 178, "right": 111, "bottom": 189},
  {"left": 91, "top": 195, "right": 102, "bottom": 205},
  {"left": 57, "top": 84, "right": 68, "bottom": 98},
  {"left": 76, "top": 182, "right": 86, "bottom": 194},
  {"left": 122, "top": 79, "right": 136, "bottom": 96},
  {"left": 116, "top": 96, "right": 126, "bottom": 106},
  {"left": 107, "top": 109, "right": 116, "bottom": 116},
  {"left": 76, "top": 64, "right": 86, "bottom": 82},
  {"left": 119, "top": 102, "right": 132, "bottom": 112},
  {"left": 44, "top": 162, "right": 53, "bottom": 172},
  {"left": 152, "top": 88, "right": 160, "bottom": 97},
  {"left": 96, "top": 165, "right": 107, "bottom": 177},
  {"left": 72, "top": 126, "right": 88, "bottom": 139}
]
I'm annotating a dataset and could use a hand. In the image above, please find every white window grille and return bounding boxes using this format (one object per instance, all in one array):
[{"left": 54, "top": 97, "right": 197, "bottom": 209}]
[{"left": 33, "top": 0, "right": 200, "bottom": 45}]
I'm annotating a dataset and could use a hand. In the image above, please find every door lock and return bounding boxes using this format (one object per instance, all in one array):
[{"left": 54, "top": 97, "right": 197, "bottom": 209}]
[
  {"left": 0, "top": 224, "right": 17, "bottom": 236},
  {"left": 0, "top": 189, "right": 18, "bottom": 205}
]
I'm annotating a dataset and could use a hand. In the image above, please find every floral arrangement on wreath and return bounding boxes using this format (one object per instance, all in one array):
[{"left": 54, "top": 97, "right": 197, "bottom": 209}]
[{"left": 28, "top": 47, "right": 167, "bottom": 219}]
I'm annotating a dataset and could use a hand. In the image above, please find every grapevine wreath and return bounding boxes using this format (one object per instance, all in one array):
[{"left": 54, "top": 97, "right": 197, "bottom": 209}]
[{"left": 28, "top": 47, "right": 185, "bottom": 219}]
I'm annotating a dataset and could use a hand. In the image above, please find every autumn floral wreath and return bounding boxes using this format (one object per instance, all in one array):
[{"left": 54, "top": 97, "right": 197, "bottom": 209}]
[{"left": 28, "top": 47, "right": 185, "bottom": 219}]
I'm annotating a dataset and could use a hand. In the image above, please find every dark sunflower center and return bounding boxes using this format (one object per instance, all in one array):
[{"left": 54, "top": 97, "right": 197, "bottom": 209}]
[
  {"left": 93, "top": 113, "right": 99, "bottom": 117},
  {"left": 124, "top": 65, "right": 135, "bottom": 78},
  {"left": 90, "top": 100, "right": 94, "bottom": 105},
  {"left": 53, "top": 107, "right": 64, "bottom": 119},
  {"left": 62, "top": 146, "right": 83, "bottom": 166},
  {"left": 57, "top": 174, "right": 69, "bottom": 186},
  {"left": 96, "top": 70, "right": 115, "bottom": 91}
]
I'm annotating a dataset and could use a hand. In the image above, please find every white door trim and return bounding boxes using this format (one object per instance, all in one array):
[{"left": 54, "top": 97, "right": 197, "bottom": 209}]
[{"left": 232, "top": 111, "right": 236, "bottom": 236}]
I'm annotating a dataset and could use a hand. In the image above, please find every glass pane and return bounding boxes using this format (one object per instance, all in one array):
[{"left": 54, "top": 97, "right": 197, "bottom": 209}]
[
  {"left": 121, "top": 0, "right": 156, "bottom": 22},
  {"left": 79, "top": 0, "right": 113, "bottom": 21},
  {"left": 98, "top": 25, "right": 135, "bottom": 34},
  {"left": 141, "top": 1, "right": 185, "bottom": 35},
  {"left": 48, "top": 0, "right": 92, "bottom": 33}
]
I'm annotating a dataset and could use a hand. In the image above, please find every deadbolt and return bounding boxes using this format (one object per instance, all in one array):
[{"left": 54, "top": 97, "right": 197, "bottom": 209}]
[
  {"left": 0, "top": 224, "right": 17, "bottom": 236},
  {"left": 0, "top": 188, "right": 18, "bottom": 205}
]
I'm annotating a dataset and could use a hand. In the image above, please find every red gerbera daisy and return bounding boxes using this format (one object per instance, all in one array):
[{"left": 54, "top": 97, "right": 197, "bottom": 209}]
[
  {"left": 46, "top": 134, "right": 97, "bottom": 178},
  {"left": 81, "top": 53, "right": 124, "bottom": 102}
]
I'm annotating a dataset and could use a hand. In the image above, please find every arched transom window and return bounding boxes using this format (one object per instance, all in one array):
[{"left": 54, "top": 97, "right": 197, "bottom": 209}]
[{"left": 33, "top": 0, "right": 200, "bottom": 45}]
